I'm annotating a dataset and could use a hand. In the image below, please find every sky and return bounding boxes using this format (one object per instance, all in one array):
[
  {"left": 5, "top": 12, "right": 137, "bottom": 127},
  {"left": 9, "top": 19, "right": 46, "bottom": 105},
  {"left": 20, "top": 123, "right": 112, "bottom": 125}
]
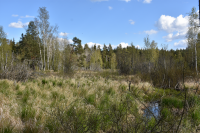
[{"left": 0, "top": 0, "right": 198, "bottom": 50}]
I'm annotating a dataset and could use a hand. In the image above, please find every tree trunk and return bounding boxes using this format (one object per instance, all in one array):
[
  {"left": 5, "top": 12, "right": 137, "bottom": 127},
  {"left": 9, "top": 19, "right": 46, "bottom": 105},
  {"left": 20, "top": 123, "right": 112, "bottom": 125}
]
[
  {"left": 43, "top": 39, "right": 46, "bottom": 71},
  {"left": 47, "top": 40, "right": 49, "bottom": 70},
  {"left": 195, "top": 42, "right": 198, "bottom": 75},
  {"left": 38, "top": 39, "right": 43, "bottom": 71},
  {"left": 1, "top": 48, "right": 3, "bottom": 70},
  {"left": 5, "top": 52, "right": 7, "bottom": 70}
]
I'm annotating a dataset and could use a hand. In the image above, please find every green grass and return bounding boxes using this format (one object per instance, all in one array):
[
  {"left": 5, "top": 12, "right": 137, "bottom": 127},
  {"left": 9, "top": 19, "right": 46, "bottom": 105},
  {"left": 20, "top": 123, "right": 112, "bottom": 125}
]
[
  {"left": 85, "top": 94, "right": 96, "bottom": 106},
  {"left": 21, "top": 106, "right": 36, "bottom": 121},
  {"left": 162, "top": 97, "right": 184, "bottom": 109},
  {"left": 42, "top": 79, "right": 48, "bottom": 85},
  {"left": 51, "top": 91, "right": 59, "bottom": 99}
]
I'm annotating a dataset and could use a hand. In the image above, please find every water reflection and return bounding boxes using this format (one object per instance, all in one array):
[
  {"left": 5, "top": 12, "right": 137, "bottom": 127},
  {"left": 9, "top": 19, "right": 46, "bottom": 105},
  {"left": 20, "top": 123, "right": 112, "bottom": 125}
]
[{"left": 143, "top": 102, "right": 160, "bottom": 119}]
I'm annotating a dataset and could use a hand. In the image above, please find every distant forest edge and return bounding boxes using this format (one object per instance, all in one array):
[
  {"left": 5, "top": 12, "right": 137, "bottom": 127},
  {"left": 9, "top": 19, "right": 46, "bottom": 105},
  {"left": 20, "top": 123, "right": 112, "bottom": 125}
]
[{"left": 0, "top": 7, "right": 200, "bottom": 88}]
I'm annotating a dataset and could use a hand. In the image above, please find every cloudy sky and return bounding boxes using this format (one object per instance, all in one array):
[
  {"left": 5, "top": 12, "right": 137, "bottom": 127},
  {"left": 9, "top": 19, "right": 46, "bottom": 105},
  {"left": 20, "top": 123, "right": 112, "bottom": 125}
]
[{"left": 0, "top": 0, "right": 198, "bottom": 50}]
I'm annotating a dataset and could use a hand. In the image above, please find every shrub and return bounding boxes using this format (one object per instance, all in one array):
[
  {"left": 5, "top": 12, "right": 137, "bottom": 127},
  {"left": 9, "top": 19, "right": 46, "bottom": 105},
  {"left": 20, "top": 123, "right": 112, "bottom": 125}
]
[
  {"left": 57, "top": 81, "right": 63, "bottom": 87},
  {"left": 15, "top": 84, "right": 19, "bottom": 90},
  {"left": 42, "top": 79, "right": 48, "bottom": 85}
]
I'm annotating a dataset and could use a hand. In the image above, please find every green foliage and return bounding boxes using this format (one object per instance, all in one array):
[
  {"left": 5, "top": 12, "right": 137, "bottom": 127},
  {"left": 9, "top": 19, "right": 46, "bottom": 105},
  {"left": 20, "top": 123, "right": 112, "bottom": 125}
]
[
  {"left": 0, "top": 80, "right": 9, "bottom": 89},
  {"left": 52, "top": 81, "right": 56, "bottom": 86},
  {"left": 119, "top": 84, "right": 126, "bottom": 92},
  {"left": 21, "top": 106, "right": 36, "bottom": 121},
  {"left": 90, "top": 48, "right": 103, "bottom": 70},
  {"left": 147, "top": 117, "right": 156, "bottom": 130},
  {"left": 57, "top": 81, "right": 63, "bottom": 87},
  {"left": 22, "top": 88, "right": 30, "bottom": 104},
  {"left": 85, "top": 94, "right": 96, "bottom": 106},
  {"left": 15, "top": 85, "right": 20, "bottom": 90},
  {"left": 192, "top": 110, "right": 200, "bottom": 125},
  {"left": 0, "top": 125, "right": 15, "bottom": 133},
  {"left": 162, "top": 97, "right": 184, "bottom": 109},
  {"left": 42, "top": 79, "right": 48, "bottom": 85},
  {"left": 106, "top": 87, "right": 115, "bottom": 96},
  {"left": 161, "top": 107, "right": 171, "bottom": 119}
]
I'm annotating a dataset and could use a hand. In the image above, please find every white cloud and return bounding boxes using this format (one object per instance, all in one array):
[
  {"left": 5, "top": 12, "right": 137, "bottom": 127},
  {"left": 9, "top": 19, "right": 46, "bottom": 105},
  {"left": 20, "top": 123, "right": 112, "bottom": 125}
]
[
  {"left": 119, "top": 42, "right": 130, "bottom": 48},
  {"left": 59, "top": 32, "right": 69, "bottom": 36},
  {"left": 144, "top": 29, "right": 158, "bottom": 35},
  {"left": 108, "top": 6, "right": 113, "bottom": 10},
  {"left": 12, "top": 14, "right": 18, "bottom": 17},
  {"left": 9, "top": 21, "right": 29, "bottom": 28},
  {"left": 156, "top": 14, "right": 189, "bottom": 33},
  {"left": 136, "top": 45, "right": 140, "bottom": 48},
  {"left": 129, "top": 19, "right": 135, "bottom": 25},
  {"left": 57, "top": 38, "right": 72, "bottom": 45},
  {"left": 174, "top": 39, "right": 188, "bottom": 48},
  {"left": 86, "top": 42, "right": 103, "bottom": 49},
  {"left": 20, "top": 15, "right": 35, "bottom": 18},
  {"left": 156, "top": 14, "right": 189, "bottom": 42},
  {"left": 68, "top": 39, "right": 74, "bottom": 44},
  {"left": 163, "top": 32, "right": 186, "bottom": 42},
  {"left": 143, "top": 0, "right": 152, "bottom": 3},
  {"left": 121, "top": 0, "right": 131, "bottom": 2},
  {"left": 90, "top": 0, "right": 108, "bottom": 2}
]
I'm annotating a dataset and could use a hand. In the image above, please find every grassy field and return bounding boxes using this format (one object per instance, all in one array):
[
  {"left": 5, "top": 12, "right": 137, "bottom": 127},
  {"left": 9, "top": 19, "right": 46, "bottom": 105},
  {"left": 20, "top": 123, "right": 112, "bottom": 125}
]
[{"left": 0, "top": 70, "right": 199, "bottom": 132}]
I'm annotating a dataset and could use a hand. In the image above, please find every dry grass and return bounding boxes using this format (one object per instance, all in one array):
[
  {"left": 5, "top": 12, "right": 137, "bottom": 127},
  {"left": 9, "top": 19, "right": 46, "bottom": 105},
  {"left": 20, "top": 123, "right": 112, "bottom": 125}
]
[{"left": 0, "top": 70, "right": 180, "bottom": 132}]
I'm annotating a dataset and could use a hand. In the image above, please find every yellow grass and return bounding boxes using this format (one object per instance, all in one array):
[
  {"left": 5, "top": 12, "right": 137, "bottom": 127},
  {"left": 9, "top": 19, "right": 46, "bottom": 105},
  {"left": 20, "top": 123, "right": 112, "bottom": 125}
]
[{"left": 0, "top": 71, "right": 152, "bottom": 132}]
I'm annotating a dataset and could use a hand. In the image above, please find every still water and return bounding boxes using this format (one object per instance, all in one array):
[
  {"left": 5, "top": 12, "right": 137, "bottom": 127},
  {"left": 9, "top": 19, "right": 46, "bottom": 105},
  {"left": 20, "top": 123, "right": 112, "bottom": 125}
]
[{"left": 143, "top": 102, "right": 160, "bottom": 119}]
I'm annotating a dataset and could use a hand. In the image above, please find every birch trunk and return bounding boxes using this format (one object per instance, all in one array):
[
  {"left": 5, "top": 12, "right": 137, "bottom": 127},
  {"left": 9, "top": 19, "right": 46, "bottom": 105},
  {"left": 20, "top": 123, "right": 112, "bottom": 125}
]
[
  {"left": 5, "top": 52, "right": 7, "bottom": 70},
  {"left": 1, "top": 48, "right": 3, "bottom": 70},
  {"left": 195, "top": 41, "right": 198, "bottom": 75},
  {"left": 43, "top": 39, "right": 46, "bottom": 71}
]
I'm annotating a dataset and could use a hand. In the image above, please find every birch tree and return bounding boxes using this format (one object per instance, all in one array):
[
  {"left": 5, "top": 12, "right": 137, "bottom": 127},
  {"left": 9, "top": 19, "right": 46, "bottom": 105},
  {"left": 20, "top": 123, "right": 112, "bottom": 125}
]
[
  {"left": 186, "top": 7, "right": 199, "bottom": 75},
  {"left": 37, "top": 7, "right": 51, "bottom": 71},
  {"left": 0, "top": 26, "right": 8, "bottom": 70}
]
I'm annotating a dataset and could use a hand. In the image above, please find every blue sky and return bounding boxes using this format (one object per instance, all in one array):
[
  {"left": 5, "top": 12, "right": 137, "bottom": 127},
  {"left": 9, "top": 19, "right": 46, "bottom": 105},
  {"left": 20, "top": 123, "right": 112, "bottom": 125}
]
[{"left": 0, "top": 0, "right": 198, "bottom": 50}]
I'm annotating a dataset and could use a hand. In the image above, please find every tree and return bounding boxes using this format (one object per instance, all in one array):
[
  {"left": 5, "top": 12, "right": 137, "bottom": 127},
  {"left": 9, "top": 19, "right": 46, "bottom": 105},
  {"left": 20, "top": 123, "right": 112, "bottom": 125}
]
[
  {"left": 37, "top": 7, "right": 51, "bottom": 71},
  {"left": 0, "top": 27, "right": 12, "bottom": 71},
  {"left": 17, "top": 21, "right": 41, "bottom": 67},
  {"left": 102, "top": 44, "right": 108, "bottom": 69},
  {"left": 108, "top": 44, "right": 113, "bottom": 68},
  {"left": 84, "top": 43, "right": 89, "bottom": 50},
  {"left": 90, "top": 47, "right": 103, "bottom": 71},
  {"left": 0, "top": 26, "right": 6, "bottom": 46},
  {"left": 186, "top": 7, "right": 199, "bottom": 75},
  {"left": 144, "top": 35, "right": 152, "bottom": 73},
  {"left": 83, "top": 43, "right": 91, "bottom": 69},
  {"left": 73, "top": 37, "right": 83, "bottom": 55},
  {"left": 62, "top": 39, "right": 77, "bottom": 75},
  {"left": 72, "top": 37, "right": 85, "bottom": 68},
  {"left": 111, "top": 53, "right": 117, "bottom": 70}
]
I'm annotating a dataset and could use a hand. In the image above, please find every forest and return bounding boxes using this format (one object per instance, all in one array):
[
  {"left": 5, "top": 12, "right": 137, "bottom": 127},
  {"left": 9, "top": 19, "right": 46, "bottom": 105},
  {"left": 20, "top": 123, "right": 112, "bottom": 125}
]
[{"left": 0, "top": 6, "right": 200, "bottom": 133}]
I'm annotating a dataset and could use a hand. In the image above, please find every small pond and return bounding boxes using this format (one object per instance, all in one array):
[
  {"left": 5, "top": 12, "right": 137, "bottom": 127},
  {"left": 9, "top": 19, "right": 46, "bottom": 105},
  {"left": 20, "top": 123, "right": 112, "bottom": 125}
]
[{"left": 143, "top": 101, "right": 161, "bottom": 119}]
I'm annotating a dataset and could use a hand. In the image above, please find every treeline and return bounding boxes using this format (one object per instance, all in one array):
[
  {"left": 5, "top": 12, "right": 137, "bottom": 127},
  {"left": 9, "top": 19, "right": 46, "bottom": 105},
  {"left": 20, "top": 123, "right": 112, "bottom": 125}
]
[{"left": 0, "top": 7, "right": 200, "bottom": 87}]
